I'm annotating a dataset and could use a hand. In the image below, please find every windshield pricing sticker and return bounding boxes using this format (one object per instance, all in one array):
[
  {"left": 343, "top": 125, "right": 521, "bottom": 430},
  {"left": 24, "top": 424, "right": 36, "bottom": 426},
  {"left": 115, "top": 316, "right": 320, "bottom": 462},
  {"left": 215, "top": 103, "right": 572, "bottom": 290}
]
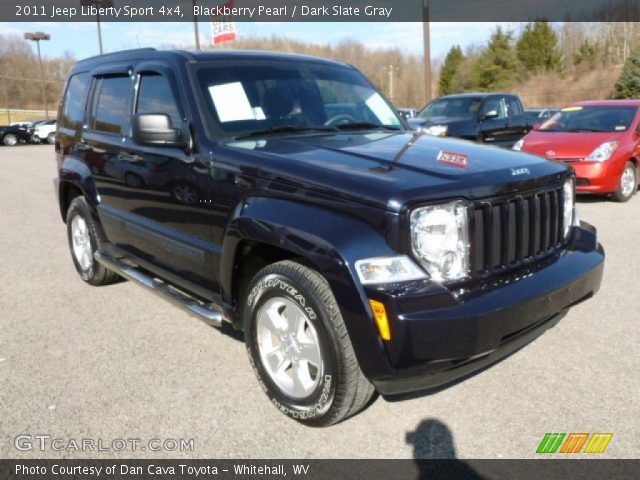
[
  {"left": 437, "top": 151, "right": 468, "bottom": 169},
  {"left": 209, "top": 82, "right": 256, "bottom": 123},
  {"left": 561, "top": 106, "right": 583, "bottom": 112}
]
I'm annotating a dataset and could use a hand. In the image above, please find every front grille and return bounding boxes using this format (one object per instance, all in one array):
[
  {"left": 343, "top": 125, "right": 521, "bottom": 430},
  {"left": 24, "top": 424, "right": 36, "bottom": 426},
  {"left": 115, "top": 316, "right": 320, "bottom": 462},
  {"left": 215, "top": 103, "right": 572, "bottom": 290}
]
[{"left": 470, "top": 185, "right": 565, "bottom": 276}]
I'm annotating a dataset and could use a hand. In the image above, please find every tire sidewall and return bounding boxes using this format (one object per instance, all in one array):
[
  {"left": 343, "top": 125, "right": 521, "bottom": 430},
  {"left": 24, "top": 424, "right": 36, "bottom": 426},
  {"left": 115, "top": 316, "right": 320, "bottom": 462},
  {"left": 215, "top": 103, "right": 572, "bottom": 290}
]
[
  {"left": 66, "top": 199, "right": 99, "bottom": 282},
  {"left": 244, "top": 271, "right": 338, "bottom": 424},
  {"left": 615, "top": 162, "right": 637, "bottom": 202},
  {"left": 47, "top": 133, "right": 56, "bottom": 144},
  {"left": 3, "top": 134, "right": 17, "bottom": 146}
]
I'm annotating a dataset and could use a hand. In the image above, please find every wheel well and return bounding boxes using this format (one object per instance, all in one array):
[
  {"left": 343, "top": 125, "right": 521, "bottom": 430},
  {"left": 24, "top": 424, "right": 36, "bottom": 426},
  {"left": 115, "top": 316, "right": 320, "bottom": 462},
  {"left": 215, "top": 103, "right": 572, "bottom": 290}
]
[
  {"left": 231, "top": 241, "right": 302, "bottom": 320},
  {"left": 60, "top": 183, "right": 84, "bottom": 222}
]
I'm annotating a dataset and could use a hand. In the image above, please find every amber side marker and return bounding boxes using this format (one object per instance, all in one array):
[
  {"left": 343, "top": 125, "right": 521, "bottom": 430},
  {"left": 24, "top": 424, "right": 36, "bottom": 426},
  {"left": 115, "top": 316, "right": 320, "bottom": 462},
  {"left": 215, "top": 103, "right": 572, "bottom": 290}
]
[{"left": 369, "top": 299, "right": 391, "bottom": 341}]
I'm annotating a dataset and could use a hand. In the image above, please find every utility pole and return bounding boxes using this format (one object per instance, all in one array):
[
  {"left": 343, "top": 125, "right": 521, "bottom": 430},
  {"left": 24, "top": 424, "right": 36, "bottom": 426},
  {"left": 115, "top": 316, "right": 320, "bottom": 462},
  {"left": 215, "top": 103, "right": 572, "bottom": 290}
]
[
  {"left": 24, "top": 32, "right": 51, "bottom": 120},
  {"left": 193, "top": 0, "right": 201, "bottom": 50},
  {"left": 422, "top": 0, "right": 432, "bottom": 103},
  {"left": 81, "top": 0, "right": 113, "bottom": 55},
  {"left": 1, "top": 71, "right": 11, "bottom": 124},
  {"left": 384, "top": 65, "right": 400, "bottom": 102}
]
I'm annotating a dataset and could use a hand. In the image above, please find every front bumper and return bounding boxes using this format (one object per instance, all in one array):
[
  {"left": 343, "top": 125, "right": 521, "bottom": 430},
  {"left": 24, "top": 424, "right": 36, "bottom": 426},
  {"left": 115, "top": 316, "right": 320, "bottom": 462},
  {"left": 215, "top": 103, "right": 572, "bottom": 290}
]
[
  {"left": 569, "top": 160, "right": 623, "bottom": 193},
  {"left": 368, "top": 223, "right": 604, "bottom": 396}
]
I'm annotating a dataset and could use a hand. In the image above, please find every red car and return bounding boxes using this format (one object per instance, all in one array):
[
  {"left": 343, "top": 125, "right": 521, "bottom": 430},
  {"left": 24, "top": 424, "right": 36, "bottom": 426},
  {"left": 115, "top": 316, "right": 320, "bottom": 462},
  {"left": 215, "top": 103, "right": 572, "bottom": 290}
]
[{"left": 515, "top": 100, "right": 640, "bottom": 202}]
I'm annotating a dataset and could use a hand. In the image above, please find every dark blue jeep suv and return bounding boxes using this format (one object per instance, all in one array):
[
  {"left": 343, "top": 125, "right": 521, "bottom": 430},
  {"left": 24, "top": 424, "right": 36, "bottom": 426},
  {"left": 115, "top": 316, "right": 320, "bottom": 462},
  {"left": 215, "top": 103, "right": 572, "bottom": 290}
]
[{"left": 54, "top": 49, "right": 604, "bottom": 426}]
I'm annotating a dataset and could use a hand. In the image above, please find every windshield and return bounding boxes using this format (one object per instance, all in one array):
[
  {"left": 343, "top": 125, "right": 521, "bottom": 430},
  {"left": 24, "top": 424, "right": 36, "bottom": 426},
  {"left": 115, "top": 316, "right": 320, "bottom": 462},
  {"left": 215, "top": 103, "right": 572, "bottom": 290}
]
[
  {"left": 196, "top": 61, "right": 402, "bottom": 138},
  {"left": 418, "top": 97, "right": 482, "bottom": 119},
  {"left": 539, "top": 106, "right": 638, "bottom": 132}
]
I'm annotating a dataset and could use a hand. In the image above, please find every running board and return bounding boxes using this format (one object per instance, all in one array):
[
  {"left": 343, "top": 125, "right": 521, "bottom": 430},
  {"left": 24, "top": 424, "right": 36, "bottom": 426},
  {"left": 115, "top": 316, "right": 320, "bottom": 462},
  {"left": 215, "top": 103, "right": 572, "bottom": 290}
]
[{"left": 94, "top": 250, "right": 224, "bottom": 328}]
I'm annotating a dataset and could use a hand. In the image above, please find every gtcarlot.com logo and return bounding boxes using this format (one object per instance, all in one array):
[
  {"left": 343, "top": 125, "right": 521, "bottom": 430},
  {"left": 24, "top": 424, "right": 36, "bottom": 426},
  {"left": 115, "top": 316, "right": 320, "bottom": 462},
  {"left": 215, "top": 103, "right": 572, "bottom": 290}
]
[
  {"left": 536, "top": 432, "right": 613, "bottom": 454},
  {"left": 15, "top": 434, "right": 195, "bottom": 452}
]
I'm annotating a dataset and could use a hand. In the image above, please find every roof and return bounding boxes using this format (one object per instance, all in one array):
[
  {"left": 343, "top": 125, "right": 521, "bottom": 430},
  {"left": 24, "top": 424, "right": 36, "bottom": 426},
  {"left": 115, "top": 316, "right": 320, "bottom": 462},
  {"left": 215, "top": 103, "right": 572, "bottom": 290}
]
[
  {"left": 439, "top": 92, "right": 517, "bottom": 99},
  {"left": 74, "top": 47, "right": 350, "bottom": 70},
  {"left": 570, "top": 99, "right": 640, "bottom": 107}
]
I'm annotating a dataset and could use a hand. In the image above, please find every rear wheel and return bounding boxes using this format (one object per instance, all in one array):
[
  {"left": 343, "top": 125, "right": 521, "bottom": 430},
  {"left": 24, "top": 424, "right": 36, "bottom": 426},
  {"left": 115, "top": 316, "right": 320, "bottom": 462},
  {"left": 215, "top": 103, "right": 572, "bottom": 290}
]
[
  {"left": 47, "top": 132, "right": 56, "bottom": 144},
  {"left": 244, "top": 260, "right": 375, "bottom": 426},
  {"left": 612, "top": 161, "right": 637, "bottom": 202},
  {"left": 66, "top": 196, "right": 119, "bottom": 286},
  {"left": 2, "top": 134, "right": 18, "bottom": 146}
]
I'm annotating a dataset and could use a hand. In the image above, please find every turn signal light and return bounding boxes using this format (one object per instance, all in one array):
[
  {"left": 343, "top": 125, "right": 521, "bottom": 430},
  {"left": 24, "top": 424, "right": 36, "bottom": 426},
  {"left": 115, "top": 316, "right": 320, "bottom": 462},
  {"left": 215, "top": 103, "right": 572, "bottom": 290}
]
[{"left": 369, "top": 299, "right": 391, "bottom": 341}]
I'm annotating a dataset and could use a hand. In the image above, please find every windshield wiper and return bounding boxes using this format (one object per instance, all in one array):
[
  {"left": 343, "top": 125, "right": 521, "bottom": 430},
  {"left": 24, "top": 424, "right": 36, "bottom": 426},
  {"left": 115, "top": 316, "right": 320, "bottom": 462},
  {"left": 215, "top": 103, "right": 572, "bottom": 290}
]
[
  {"left": 235, "top": 125, "right": 338, "bottom": 139},
  {"left": 566, "top": 128, "right": 611, "bottom": 133},
  {"left": 335, "top": 122, "right": 401, "bottom": 131}
]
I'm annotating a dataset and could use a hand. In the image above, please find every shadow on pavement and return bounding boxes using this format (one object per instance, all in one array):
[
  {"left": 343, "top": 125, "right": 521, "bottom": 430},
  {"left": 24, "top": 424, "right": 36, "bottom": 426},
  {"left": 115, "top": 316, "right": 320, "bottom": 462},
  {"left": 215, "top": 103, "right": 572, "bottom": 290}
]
[{"left": 406, "top": 419, "right": 487, "bottom": 479}]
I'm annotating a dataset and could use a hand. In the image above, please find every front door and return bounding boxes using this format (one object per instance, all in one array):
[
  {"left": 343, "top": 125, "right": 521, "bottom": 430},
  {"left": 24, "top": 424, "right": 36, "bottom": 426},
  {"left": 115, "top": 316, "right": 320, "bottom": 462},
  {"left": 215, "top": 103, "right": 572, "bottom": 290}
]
[
  {"left": 120, "top": 68, "right": 218, "bottom": 292},
  {"left": 479, "top": 96, "right": 510, "bottom": 146}
]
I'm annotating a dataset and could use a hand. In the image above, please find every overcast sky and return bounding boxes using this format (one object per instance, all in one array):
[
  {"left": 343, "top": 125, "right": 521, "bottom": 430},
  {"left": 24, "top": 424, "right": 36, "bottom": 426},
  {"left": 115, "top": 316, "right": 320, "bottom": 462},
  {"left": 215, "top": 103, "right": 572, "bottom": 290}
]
[{"left": 0, "top": 21, "right": 518, "bottom": 61}]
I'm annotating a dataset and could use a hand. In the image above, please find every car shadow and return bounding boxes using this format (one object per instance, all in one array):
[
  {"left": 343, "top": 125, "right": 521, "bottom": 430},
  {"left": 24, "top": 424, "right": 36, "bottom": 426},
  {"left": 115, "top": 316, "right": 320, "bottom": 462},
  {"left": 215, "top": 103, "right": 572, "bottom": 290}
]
[
  {"left": 406, "top": 419, "right": 487, "bottom": 478},
  {"left": 576, "top": 194, "right": 609, "bottom": 204}
]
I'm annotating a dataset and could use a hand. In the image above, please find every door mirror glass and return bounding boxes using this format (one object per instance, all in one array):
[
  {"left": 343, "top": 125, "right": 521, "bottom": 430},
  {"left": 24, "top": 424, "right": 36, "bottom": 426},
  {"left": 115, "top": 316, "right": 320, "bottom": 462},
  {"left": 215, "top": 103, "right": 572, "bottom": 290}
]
[
  {"left": 483, "top": 109, "right": 499, "bottom": 120},
  {"left": 132, "top": 113, "right": 186, "bottom": 148}
]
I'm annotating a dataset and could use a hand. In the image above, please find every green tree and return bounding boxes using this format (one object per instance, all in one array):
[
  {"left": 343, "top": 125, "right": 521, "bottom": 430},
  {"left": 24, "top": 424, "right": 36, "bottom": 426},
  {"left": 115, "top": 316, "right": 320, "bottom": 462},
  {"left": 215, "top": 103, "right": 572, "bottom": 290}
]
[
  {"left": 615, "top": 48, "right": 640, "bottom": 99},
  {"left": 471, "top": 27, "right": 519, "bottom": 90},
  {"left": 516, "top": 21, "right": 561, "bottom": 73},
  {"left": 573, "top": 41, "right": 598, "bottom": 67},
  {"left": 438, "top": 45, "right": 464, "bottom": 96}
]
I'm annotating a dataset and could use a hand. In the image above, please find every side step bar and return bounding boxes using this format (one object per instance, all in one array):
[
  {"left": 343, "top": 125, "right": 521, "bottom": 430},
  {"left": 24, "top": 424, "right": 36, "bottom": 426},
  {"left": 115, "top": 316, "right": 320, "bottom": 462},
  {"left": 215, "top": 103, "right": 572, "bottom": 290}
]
[{"left": 94, "top": 250, "right": 225, "bottom": 328}]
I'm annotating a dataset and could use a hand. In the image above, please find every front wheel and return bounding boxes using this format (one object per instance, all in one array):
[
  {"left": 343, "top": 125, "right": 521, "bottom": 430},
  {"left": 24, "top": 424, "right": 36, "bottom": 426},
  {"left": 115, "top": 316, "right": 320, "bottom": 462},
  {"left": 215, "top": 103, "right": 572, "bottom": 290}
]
[
  {"left": 47, "top": 132, "right": 56, "bottom": 144},
  {"left": 244, "top": 261, "right": 375, "bottom": 426},
  {"left": 2, "top": 134, "right": 18, "bottom": 146},
  {"left": 612, "top": 161, "right": 637, "bottom": 202}
]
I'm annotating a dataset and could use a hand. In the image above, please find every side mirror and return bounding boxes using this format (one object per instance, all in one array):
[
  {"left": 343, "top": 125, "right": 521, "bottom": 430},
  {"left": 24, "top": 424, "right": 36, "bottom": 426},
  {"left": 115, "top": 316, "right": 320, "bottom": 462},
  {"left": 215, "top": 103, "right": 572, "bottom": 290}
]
[
  {"left": 482, "top": 109, "right": 499, "bottom": 120},
  {"left": 132, "top": 113, "right": 186, "bottom": 148}
]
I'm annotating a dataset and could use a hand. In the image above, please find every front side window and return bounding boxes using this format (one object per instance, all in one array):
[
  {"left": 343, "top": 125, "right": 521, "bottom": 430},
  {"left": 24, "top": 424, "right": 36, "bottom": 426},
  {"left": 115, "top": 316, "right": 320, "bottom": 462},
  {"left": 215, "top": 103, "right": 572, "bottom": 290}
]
[
  {"left": 91, "top": 76, "right": 131, "bottom": 135},
  {"left": 482, "top": 97, "right": 507, "bottom": 119},
  {"left": 539, "top": 106, "right": 638, "bottom": 133},
  {"left": 196, "top": 61, "right": 402, "bottom": 137},
  {"left": 136, "top": 73, "right": 183, "bottom": 128}
]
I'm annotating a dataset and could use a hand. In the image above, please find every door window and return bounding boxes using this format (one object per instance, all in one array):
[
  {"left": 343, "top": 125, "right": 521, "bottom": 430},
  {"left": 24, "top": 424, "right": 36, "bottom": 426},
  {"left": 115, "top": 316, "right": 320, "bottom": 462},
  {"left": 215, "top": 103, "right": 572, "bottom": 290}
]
[
  {"left": 483, "top": 97, "right": 507, "bottom": 120},
  {"left": 136, "top": 73, "right": 183, "bottom": 128},
  {"left": 91, "top": 76, "right": 131, "bottom": 135},
  {"left": 506, "top": 97, "right": 523, "bottom": 118},
  {"left": 60, "top": 72, "right": 91, "bottom": 131}
]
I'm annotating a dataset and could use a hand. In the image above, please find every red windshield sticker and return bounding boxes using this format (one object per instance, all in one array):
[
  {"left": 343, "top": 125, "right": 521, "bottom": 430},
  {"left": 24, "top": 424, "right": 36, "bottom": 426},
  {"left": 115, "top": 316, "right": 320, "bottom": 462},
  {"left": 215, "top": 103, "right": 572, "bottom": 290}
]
[{"left": 437, "top": 150, "right": 468, "bottom": 169}]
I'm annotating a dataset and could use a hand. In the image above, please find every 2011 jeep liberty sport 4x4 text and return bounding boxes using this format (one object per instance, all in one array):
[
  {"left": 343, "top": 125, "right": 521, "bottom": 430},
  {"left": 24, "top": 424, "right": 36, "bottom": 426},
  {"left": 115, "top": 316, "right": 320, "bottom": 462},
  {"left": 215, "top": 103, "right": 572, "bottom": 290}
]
[{"left": 54, "top": 49, "right": 604, "bottom": 426}]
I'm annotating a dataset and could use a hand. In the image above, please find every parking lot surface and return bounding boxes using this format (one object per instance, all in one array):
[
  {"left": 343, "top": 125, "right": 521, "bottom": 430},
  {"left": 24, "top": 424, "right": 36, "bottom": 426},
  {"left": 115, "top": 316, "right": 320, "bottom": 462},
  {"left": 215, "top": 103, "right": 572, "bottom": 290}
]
[{"left": 1, "top": 145, "right": 638, "bottom": 459}]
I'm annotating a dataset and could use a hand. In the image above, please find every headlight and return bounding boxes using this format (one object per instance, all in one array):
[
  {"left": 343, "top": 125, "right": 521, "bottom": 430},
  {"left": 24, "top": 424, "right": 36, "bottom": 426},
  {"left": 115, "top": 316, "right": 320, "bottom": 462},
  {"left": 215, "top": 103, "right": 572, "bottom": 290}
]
[
  {"left": 562, "top": 178, "right": 575, "bottom": 239},
  {"left": 586, "top": 141, "right": 618, "bottom": 162},
  {"left": 512, "top": 139, "right": 524, "bottom": 151},
  {"left": 410, "top": 201, "right": 469, "bottom": 282},
  {"left": 354, "top": 256, "right": 427, "bottom": 285},
  {"left": 422, "top": 125, "right": 448, "bottom": 136}
]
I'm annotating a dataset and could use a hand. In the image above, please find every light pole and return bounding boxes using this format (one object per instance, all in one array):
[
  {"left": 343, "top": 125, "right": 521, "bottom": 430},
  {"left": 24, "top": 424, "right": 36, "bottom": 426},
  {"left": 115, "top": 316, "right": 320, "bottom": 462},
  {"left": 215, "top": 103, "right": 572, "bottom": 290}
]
[
  {"left": 422, "top": 0, "right": 432, "bottom": 103},
  {"left": 192, "top": 0, "right": 201, "bottom": 50},
  {"left": 24, "top": 32, "right": 51, "bottom": 120},
  {"left": 81, "top": 0, "right": 114, "bottom": 55}
]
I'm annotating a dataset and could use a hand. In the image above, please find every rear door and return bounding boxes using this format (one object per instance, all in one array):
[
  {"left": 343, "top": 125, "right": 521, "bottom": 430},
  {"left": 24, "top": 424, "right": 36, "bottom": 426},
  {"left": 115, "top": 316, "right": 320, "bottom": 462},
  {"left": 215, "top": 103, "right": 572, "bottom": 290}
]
[
  {"left": 506, "top": 96, "right": 529, "bottom": 143},
  {"left": 85, "top": 72, "right": 134, "bottom": 248}
]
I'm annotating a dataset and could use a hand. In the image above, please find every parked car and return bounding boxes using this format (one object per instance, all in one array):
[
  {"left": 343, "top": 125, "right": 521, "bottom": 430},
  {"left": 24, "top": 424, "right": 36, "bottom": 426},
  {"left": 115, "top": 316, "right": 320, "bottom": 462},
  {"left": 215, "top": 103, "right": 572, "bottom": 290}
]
[
  {"left": 397, "top": 108, "right": 418, "bottom": 121},
  {"left": 0, "top": 124, "right": 34, "bottom": 146},
  {"left": 32, "top": 119, "right": 57, "bottom": 144},
  {"left": 55, "top": 48, "right": 604, "bottom": 426},
  {"left": 525, "top": 108, "right": 559, "bottom": 125},
  {"left": 515, "top": 100, "right": 640, "bottom": 202},
  {"left": 408, "top": 93, "right": 530, "bottom": 147}
]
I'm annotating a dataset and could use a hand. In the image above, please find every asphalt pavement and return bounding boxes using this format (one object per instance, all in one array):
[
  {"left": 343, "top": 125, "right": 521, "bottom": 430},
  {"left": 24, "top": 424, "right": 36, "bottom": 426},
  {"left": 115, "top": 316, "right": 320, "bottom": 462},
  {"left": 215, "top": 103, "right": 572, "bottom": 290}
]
[{"left": 1, "top": 145, "right": 638, "bottom": 459}]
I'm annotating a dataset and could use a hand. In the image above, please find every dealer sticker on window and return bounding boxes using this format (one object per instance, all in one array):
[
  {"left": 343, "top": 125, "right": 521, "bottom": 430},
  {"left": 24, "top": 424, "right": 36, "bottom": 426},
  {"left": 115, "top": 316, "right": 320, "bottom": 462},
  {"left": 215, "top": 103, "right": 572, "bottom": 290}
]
[{"left": 437, "top": 150, "right": 468, "bottom": 169}]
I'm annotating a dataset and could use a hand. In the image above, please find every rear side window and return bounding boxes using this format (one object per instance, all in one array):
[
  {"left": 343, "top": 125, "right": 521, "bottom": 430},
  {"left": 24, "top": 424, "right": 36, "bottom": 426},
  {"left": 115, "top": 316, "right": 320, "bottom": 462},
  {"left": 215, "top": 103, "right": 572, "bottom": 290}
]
[
  {"left": 136, "top": 74, "right": 183, "bottom": 128},
  {"left": 60, "top": 72, "right": 91, "bottom": 131},
  {"left": 507, "top": 97, "right": 524, "bottom": 117},
  {"left": 91, "top": 76, "right": 131, "bottom": 135}
]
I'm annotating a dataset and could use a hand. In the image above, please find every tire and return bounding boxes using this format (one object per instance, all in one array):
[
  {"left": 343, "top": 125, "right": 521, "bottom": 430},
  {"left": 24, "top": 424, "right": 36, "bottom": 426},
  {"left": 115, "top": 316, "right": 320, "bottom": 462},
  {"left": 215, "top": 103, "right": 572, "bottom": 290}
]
[
  {"left": 124, "top": 172, "right": 144, "bottom": 188},
  {"left": 47, "top": 132, "right": 56, "bottom": 145},
  {"left": 244, "top": 260, "right": 375, "bottom": 426},
  {"left": 611, "top": 161, "right": 637, "bottom": 202},
  {"left": 3, "top": 134, "right": 18, "bottom": 146},
  {"left": 66, "top": 196, "right": 120, "bottom": 286}
]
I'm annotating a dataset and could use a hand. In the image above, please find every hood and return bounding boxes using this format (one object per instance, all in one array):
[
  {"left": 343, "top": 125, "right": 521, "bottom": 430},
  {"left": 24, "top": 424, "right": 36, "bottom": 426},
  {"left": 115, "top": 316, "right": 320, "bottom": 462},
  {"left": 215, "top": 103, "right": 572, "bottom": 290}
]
[
  {"left": 522, "top": 130, "right": 627, "bottom": 160},
  {"left": 223, "top": 132, "right": 567, "bottom": 211}
]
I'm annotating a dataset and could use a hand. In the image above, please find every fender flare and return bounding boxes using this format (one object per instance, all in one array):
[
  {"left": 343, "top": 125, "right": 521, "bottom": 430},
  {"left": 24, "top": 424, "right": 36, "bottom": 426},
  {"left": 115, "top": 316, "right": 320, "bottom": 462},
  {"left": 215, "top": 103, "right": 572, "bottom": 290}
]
[
  {"left": 221, "top": 196, "right": 398, "bottom": 378},
  {"left": 57, "top": 155, "right": 99, "bottom": 221}
]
